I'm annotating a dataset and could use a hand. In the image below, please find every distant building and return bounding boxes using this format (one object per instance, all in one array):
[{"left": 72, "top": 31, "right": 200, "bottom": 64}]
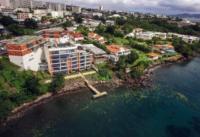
[
  {"left": 0, "top": 0, "right": 12, "bottom": 8},
  {"left": 109, "top": 14, "right": 121, "bottom": 18},
  {"left": 11, "top": 0, "right": 32, "bottom": 8},
  {"left": 92, "top": 12, "right": 103, "bottom": 17},
  {"left": 68, "top": 32, "right": 84, "bottom": 42},
  {"left": 72, "top": 6, "right": 81, "bottom": 13},
  {"left": 17, "top": 12, "right": 32, "bottom": 21},
  {"left": 105, "top": 20, "right": 115, "bottom": 26},
  {"left": 135, "top": 31, "right": 167, "bottom": 40},
  {"left": 33, "top": 9, "right": 48, "bottom": 19},
  {"left": 168, "top": 33, "right": 200, "bottom": 44},
  {"left": 47, "top": 2, "right": 66, "bottom": 11},
  {"left": 88, "top": 32, "right": 106, "bottom": 44},
  {"left": 153, "top": 44, "right": 176, "bottom": 54},
  {"left": 50, "top": 11, "right": 64, "bottom": 18},
  {"left": 147, "top": 52, "right": 160, "bottom": 60},
  {"left": 136, "top": 31, "right": 155, "bottom": 40},
  {"left": 99, "top": 5, "right": 103, "bottom": 11}
]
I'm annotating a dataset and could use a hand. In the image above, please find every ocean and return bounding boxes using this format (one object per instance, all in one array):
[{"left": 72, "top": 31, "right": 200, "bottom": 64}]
[{"left": 1, "top": 58, "right": 200, "bottom": 137}]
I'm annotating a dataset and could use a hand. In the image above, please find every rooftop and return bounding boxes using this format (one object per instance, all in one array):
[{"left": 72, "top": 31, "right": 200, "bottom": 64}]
[
  {"left": 147, "top": 52, "right": 160, "bottom": 58},
  {"left": 81, "top": 44, "right": 106, "bottom": 55},
  {"left": 106, "top": 44, "right": 129, "bottom": 54},
  {"left": 8, "top": 36, "right": 43, "bottom": 45},
  {"left": 41, "top": 27, "right": 64, "bottom": 32}
]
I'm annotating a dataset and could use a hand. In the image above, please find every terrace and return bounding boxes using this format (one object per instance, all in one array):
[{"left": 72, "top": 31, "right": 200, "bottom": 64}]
[{"left": 8, "top": 36, "right": 43, "bottom": 45}]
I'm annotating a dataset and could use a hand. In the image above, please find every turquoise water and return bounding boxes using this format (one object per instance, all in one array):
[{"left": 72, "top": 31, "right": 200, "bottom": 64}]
[{"left": 1, "top": 58, "right": 200, "bottom": 137}]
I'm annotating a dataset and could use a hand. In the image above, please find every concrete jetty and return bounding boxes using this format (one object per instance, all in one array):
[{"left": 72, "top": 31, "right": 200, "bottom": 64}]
[{"left": 79, "top": 73, "right": 107, "bottom": 99}]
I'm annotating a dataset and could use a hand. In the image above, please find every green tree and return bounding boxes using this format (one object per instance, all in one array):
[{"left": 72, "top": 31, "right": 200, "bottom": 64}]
[
  {"left": 130, "top": 65, "right": 145, "bottom": 79},
  {"left": 129, "top": 40, "right": 151, "bottom": 53},
  {"left": 0, "top": 16, "right": 18, "bottom": 26},
  {"left": 62, "top": 20, "right": 73, "bottom": 28},
  {"left": 24, "top": 18, "right": 38, "bottom": 29},
  {"left": 95, "top": 24, "right": 106, "bottom": 35},
  {"left": 0, "top": 99, "right": 14, "bottom": 120},
  {"left": 74, "top": 15, "right": 83, "bottom": 24},
  {"left": 116, "top": 56, "right": 127, "bottom": 70},
  {"left": 126, "top": 50, "right": 139, "bottom": 64},
  {"left": 105, "top": 25, "right": 116, "bottom": 35},
  {"left": 116, "top": 17, "right": 126, "bottom": 26},
  {"left": 22, "top": 76, "right": 40, "bottom": 95},
  {"left": 7, "top": 24, "right": 34, "bottom": 36},
  {"left": 50, "top": 74, "right": 65, "bottom": 94},
  {"left": 98, "top": 68, "right": 112, "bottom": 81},
  {"left": 76, "top": 25, "right": 89, "bottom": 36},
  {"left": 172, "top": 38, "right": 193, "bottom": 57}
]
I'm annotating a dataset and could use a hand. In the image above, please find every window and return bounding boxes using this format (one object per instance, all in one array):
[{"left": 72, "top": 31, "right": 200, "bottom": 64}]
[
  {"left": 52, "top": 64, "right": 60, "bottom": 68},
  {"left": 51, "top": 60, "right": 60, "bottom": 64},
  {"left": 51, "top": 51, "right": 59, "bottom": 54},
  {"left": 29, "top": 58, "right": 34, "bottom": 61},
  {"left": 51, "top": 55, "right": 59, "bottom": 60}
]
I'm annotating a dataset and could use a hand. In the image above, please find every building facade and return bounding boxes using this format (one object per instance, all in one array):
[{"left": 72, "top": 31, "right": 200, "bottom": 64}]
[
  {"left": 17, "top": 12, "right": 32, "bottom": 21},
  {"left": 45, "top": 44, "right": 93, "bottom": 75},
  {"left": 6, "top": 36, "right": 47, "bottom": 71}
]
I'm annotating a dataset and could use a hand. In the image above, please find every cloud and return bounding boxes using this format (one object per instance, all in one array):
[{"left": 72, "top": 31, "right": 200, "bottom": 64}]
[{"left": 42, "top": 0, "right": 200, "bottom": 14}]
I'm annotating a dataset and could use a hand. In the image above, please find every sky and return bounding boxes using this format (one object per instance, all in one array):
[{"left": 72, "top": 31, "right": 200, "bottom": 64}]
[{"left": 42, "top": 0, "right": 200, "bottom": 15}]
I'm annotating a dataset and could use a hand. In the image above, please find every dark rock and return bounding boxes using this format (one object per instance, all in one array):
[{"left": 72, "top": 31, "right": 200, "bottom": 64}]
[{"left": 165, "top": 125, "right": 191, "bottom": 137}]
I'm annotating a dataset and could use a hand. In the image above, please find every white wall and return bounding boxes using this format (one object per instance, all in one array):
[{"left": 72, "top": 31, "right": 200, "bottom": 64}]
[{"left": 9, "top": 47, "right": 44, "bottom": 71}]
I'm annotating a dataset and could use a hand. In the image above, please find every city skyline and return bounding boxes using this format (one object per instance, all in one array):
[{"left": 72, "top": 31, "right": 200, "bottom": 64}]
[
  {"left": 42, "top": 0, "right": 200, "bottom": 14},
  {"left": 1, "top": 0, "right": 200, "bottom": 14}
]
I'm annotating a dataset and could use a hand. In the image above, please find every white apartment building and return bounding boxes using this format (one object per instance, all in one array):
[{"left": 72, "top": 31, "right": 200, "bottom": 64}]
[{"left": 6, "top": 36, "right": 47, "bottom": 71}]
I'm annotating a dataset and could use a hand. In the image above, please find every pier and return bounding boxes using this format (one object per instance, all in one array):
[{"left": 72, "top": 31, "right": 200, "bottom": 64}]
[{"left": 79, "top": 73, "right": 107, "bottom": 99}]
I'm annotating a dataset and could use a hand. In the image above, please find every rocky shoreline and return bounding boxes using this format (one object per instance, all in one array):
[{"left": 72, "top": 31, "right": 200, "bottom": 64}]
[
  {"left": 125, "top": 55, "right": 186, "bottom": 88},
  {"left": 0, "top": 77, "right": 123, "bottom": 128},
  {"left": 0, "top": 55, "right": 186, "bottom": 128}
]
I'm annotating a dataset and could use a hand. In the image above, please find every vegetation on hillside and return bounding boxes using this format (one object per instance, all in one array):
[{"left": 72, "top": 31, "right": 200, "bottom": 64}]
[
  {"left": 0, "top": 57, "right": 61, "bottom": 120},
  {"left": 0, "top": 15, "right": 36, "bottom": 36},
  {"left": 172, "top": 38, "right": 200, "bottom": 57}
]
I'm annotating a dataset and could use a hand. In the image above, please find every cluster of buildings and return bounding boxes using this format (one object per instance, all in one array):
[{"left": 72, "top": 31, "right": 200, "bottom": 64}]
[
  {"left": 168, "top": 33, "right": 200, "bottom": 44},
  {"left": 0, "top": 0, "right": 82, "bottom": 23},
  {"left": 147, "top": 44, "right": 176, "bottom": 60},
  {"left": 126, "top": 28, "right": 167, "bottom": 40},
  {"left": 4, "top": 28, "right": 105, "bottom": 75},
  {"left": 126, "top": 28, "right": 200, "bottom": 44},
  {"left": 0, "top": 0, "right": 66, "bottom": 10},
  {"left": 2, "top": 24, "right": 133, "bottom": 74}
]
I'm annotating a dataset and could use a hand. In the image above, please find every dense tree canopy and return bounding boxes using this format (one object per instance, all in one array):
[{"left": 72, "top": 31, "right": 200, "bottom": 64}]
[
  {"left": 62, "top": 20, "right": 73, "bottom": 28},
  {"left": 74, "top": 14, "right": 83, "bottom": 24},
  {"left": 50, "top": 74, "right": 65, "bottom": 94},
  {"left": 0, "top": 16, "right": 18, "bottom": 26},
  {"left": 24, "top": 18, "right": 38, "bottom": 29}
]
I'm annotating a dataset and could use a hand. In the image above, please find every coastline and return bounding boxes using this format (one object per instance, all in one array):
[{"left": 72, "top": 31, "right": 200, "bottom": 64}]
[
  {"left": 0, "top": 77, "right": 123, "bottom": 128},
  {"left": 0, "top": 55, "right": 186, "bottom": 128},
  {"left": 125, "top": 55, "right": 186, "bottom": 87}
]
